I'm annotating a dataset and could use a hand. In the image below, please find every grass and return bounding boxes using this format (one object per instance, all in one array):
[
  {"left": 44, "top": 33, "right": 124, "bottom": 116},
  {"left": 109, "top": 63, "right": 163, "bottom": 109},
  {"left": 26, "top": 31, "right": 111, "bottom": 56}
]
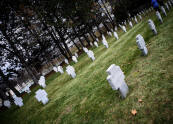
[{"left": 0, "top": 9, "right": 173, "bottom": 124}]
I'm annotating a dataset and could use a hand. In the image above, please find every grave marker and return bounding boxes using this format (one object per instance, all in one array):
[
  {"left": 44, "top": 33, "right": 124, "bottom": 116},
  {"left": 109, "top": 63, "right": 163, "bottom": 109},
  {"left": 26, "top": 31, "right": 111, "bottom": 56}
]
[
  {"left": 148, "top": 19, "right": 157, "bottom": 35},
  {"left": 58, "top": 66, "right": 64, "bottom": 74},
  {"left": 156, "top": 11, "right": 163, "bottom": 23},
  {"left": 107, "top": 31, "right": 112, "bottom": 36},
  {"left": 64, "top": 59, "right": 69, "bottom": 64},
  {"left": 161, "top": 6, "right": 167, "bottom": 16},
  {"left": 94, "top": 41, "right": 98, "bottom": 47},
  {"left": 72, "top": 56, "right": 78, "bottom": 63},
  {"left": 13, "top": 95, "right": 23, "bottom": 107},
  {"left": 35, "top": 89, "right": 49, "bottom": 105},
  {"left": 38, "top": 76, "right": 46, "bottom": 88},
  {"left": 87, "top": 50, "right": 95, "bottom": 61},
  {"left": 66, "top": 65, "right": 76, "bottom": 78},
  {"left": 106, "top": 64, "right": 129, "bottom": 98},
  {"left": 136, "top": 34, "right": 148, "bottom": 56},
  {"left": 53, "top": 66, "right": 58, "bottom": 72},
  {"left": 4, "top": 100, "right": 11, "bottom": 108},
  {"left": 135, "top": 16, "right": 138, "bottom": 23},
  {"left": 102, "top": 35, "right": 109, "bottom": 48},
  {"left": 75, "top": 53, "right": 78, "bottom": 58},
  {"left": 165, "top": 3, "right": 170, "bottom": 10},
  {"left": 113, "top": 32, "right": 119, "bottom": 40},
  {"left": 129, "top": 21, "right": 133, "bottom": 28}
]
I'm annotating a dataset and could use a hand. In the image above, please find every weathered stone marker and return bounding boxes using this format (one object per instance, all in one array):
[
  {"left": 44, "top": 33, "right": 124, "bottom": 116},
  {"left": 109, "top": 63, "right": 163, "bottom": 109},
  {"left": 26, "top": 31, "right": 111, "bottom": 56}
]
[
  {"left": 136, "top": 34, "right": 148, "bottom": 56},
  {"left": 75, "top": 53, "right": 78, "bottom": 58},
  {"left": 53, "top": 66, "right": 58, "bottom": 72},
  {"left": 64, "top": 59, "right": 69, "bottom": 64},
  {"left": 107, "top": 31, "right": 112, "bottom": 36},
  {"left": 72, "top": 56, "right": 78, "bottom": 63},
  {"left": 148, "top": 19, "right": 157, "bottom": 35},
  {"left": 114, "top": 32, "right": 119, "bottom": 40},
  {"left": 161, "top": 6, "right": 167, "bottom": 16},
  {"left": 13, "top": 95, "right": 24, "bottom": 107},
  {"left": 58, "top": 66, "right": 64, "bottom": 74},
  {"left": 4, "top": 100, "right": 11, "bottom": 108},
  {"left": 135, "top": 16, "right": 138, "bottom": 24},
  {"left": 94, "top": 41, "right": 98, "bottom": 48},
  {"left": 129, "top": 21, "right": 133, "bottom": 28},
  {"left": 35, "top": 89, "right": 49, "bottom": 105},
  {"left": 87, "top": 50, "right": 95, "bottom": 61},
  {"left": 165, "top": 3, "right": 170, "bottom": 10},
  {"left": 106, "top": 64, "right": 129, "bottom": 98},
  {"left": 66, "top": 65, "right": 76, "bottom": 78},
  {"left": 38, "top": 76, "right": 46, "bottom": 88},
  {"left": 102, "top": 35, "right": 109, "bottom": 48},
  {"left": 83, "top": 47, "right": 89, "bottom": 53},
  {"left": 156, "top": 11, "right": 163, "bottom": 23}
]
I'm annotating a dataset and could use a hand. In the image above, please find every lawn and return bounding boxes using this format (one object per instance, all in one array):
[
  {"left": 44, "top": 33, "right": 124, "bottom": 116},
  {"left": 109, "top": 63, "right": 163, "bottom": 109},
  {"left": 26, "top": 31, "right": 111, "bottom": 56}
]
[{"left": 0, "top": 9, "right": 173, "bottom": 124}]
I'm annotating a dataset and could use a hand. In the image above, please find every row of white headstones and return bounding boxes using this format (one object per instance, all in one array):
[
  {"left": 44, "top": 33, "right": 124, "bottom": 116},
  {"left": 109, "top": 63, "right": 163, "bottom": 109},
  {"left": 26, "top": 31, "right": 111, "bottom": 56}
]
[{"left": 3, "top": 0, "right": 173, "bottom": 108}]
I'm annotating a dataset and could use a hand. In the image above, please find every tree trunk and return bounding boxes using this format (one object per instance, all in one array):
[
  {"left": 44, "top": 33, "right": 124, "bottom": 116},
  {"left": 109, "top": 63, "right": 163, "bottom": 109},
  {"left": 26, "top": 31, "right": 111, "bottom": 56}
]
[
  {"left": 42, "top": 22, "right": 69, "bottom": 59},
  {"left": 89, "top": 32, "right": 95, "bottom": 42},
  {"left": 103, "top": 22, "right": 111, "bottom": 32},
  {"left": 72, "top": 39, "right": 81, "bottom": 51},
  {"left": 56, "top": 28, "right": 72, "bottom": 57},
  {"left": 83, "top": 34, "right": 90, "bottom": 46},
  {"left": 72, "top": 27, "right": 85, "bottom": 47}
]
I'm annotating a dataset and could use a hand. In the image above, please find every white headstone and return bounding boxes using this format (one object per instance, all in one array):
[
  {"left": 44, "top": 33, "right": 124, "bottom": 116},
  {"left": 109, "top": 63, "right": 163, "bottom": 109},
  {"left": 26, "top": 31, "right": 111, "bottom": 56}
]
[
  {"left": 72, "top": 56, "right": 78, "bottom": 63},
  {"left": 102, "top": 35, "right": 109, "bottom": 48},
  {"left": 66, "top": 65, "right": 76, "bottom": 78},
  {"left": 122, "top": 26, "right": 127, "bottom": 33},
  {"left": 113, "top": 32, "right": 119, "bottom": 40},
  {"left": 13, "top": 96, "right": 23, "bottom": 107},
  {"left": 90, "top": 42, "right": 93, "bottom": 46},
  {"left": 35, "top": 89, "right": 49, "bottom": 105},
  {"left": 156, "top": 11, "right": 163, "bottom": 23},
  {"left": 168, "top": 1, "right": 172, "bottom": 7},
  {"left": 136, "top": 34, "right": 148, "bottom": 56},
  {"left": 114, "top": 26, "right": 118, "bottom": 31},
  {"left": 4, "top": 100, "right": 11, "bottom": 108},
  {"left": 64, "top": 59, "right": 69, "bottom": 64},
  {"left": 106, "top": 64, "right": 129, "bottom": 98},
  {"left": 38, "top": 76, "right": 46, "bottom": 88},
  {"left": 148, "top": 19, "right": 157, "bottom": 35},
  {"left": 138, "top": 14, "right": 142, "bottom": 20},
  {"left": 124, "top": 21, "right": 127, "bottom": 26},
  {"left": 83, "top": 47, "right": 89, "bottom": 53},
  {"left": 119, "top": 24, "right": 126, "bottom": 33},
  {"left": 94, "top": 41, "right": 98, "bottom": 47},
  {"left": 161, "top": 6, "right": 167, "bottom": 16},
  {"left": 165, "top": 3, "right": 170, "bottom": 10},
  {"left": 96, "top": 38, "right": 99, "bottom": 42},
  {"left": 58, "top": 66, "right": 64, "bottom": 74},
  {"left": 129, "top": 21, "right": 133, "bottom": 28},
  {"left": 134, "top": 16, "right": 138, "bottom": 24},
  {"left": 107, "top": 31, "right": 112, "bottom": 36},
  {"left": 75, "top": 53, "right": 78, "bottom": 58},
  {"left": 53, "top": 66, "right": 58, "bottom": 73},
  {"left": 23, "top": 85, "right": 31, "bottom": 93},
  {"left": 87, "top": 50, "right": 95, "bottom": 61},
  {"left": 119, "top": 24, "right": 122, "bottom": 28}
]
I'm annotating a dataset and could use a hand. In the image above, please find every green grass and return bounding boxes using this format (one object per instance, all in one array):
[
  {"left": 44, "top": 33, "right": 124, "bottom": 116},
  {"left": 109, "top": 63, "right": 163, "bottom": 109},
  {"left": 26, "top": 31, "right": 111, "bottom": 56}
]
[{"left": 1, "top": 10, "right": 173, "bottom": 124}]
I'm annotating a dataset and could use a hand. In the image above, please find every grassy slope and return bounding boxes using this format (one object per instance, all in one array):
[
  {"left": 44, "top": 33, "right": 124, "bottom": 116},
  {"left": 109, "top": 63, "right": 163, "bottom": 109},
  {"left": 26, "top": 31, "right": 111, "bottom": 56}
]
[{"left": 0, "top": 10, "right": 173, "bottom": 124}]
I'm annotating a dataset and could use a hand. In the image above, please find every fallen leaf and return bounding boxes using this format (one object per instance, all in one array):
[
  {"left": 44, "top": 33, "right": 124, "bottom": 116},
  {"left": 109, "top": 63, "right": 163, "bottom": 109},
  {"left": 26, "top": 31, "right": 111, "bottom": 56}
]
[
  {"left": 131, "top": 109, "right": 137, "bottom": 116},
  {"left": 138, "top": 99, "right": 143, "bottom": 103}
]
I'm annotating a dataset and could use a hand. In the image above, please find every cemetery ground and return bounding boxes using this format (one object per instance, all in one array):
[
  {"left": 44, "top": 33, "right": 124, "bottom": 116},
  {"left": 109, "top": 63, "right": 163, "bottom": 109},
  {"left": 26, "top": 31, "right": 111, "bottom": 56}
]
[{"left": 1, "top": 10, "right": 173, "bottom": 124}]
